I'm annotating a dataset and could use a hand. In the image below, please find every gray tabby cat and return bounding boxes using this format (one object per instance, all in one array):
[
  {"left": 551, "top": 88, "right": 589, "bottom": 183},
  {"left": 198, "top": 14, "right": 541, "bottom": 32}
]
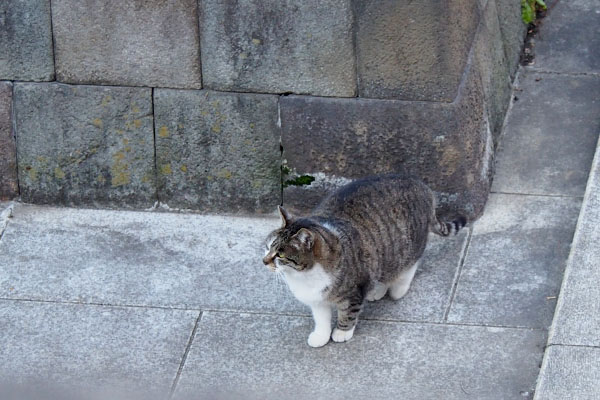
[{"left": 263, "top": 174, "right": 466, "bottom": 347}]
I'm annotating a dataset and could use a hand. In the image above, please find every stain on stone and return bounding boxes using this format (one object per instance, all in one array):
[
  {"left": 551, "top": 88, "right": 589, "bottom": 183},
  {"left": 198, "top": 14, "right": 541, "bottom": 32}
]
[
  {"left": 92, "top": 118, "right": 103, "bottom": 129},
  {"left": 54, "top": 167, "right": 65, "bottom": 179},
  {"left": 160, "top": 164, "right": 172, "bottom": 175},
  {"left": 158, "top": 126, "right": 169, "bottom": 138}
]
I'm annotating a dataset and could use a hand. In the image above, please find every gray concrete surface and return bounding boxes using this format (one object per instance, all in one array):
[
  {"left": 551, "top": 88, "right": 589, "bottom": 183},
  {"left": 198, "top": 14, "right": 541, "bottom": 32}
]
[
  {"left": 535, "top": 345, "right": 600, "bottom": 400},
  {"left": 528, "top": 1, "right": 600, "bottom": 398},
  {"left": 175, "top": 312, "right": 545, "bottom": 400},
  {"left": 0, "top": 300, "right": 197, "bottom": 396},
  {"left": 492, "top": 71, "right": 600, "bottom": 197},
  {"left": 548, "top": 138, "right": 600, "bottom": 347},
  {"left": 532, "top": 0, "right": 600, "bottom": 74},
  {"left": 447, "top": 194, "right": 581, "bottom": 328}
]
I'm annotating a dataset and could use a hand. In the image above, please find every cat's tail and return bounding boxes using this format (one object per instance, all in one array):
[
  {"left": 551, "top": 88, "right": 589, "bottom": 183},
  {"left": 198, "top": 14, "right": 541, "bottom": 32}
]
[{"left": 430, "top": 213, "right": 467, "bottom": 237}]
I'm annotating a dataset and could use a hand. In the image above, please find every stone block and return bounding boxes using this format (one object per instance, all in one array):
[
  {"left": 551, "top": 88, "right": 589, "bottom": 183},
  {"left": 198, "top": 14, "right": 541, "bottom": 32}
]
[
  {"left": 535, "top": 345, "right": 600, "bottom": 400},
  {"left": 533, "top": 0, "right": 600, "bottom": 74},
  {"left": 355, "top": 0, "right": 479, "bottom": 101},
  {"left": 495, "top": 0, "right": 527, "bottom": 78},
  {"left": 474, "top": 0, "right": 512, "bottom": 139},
  {"left": 0, "top": 82, "right": 18, "bottom": 199},
  {"left": 175, "top": 312, "right": 545, "bottom": 399},
  {"left": 14, "top": 83, "right": 155, "bottom": 208},
  {"left": 281, "top": 62, "right": 492, "bottom": 220},
  {"left": 549, "top": 138, "right": 600, "bottom": 347},
  {"left": 200, "top": 0, "right": 355, "bottom": 97},
  {"left": 52, "top": 0, "right": 202, "bottom": 88},
  {"left": 0, "top": 0, "right": 54, "bottom": 81},
  {"left": 493, "top": 72, "right": 600, "bottom": 197},
  {"left": 0, "top": 300, "right": 197, "bottom": 395},
  {"left": 447, "top": 194, "right": 581, "bottom": 328},
  {"left": 154, "top": 89, "right": 280, "bottom": 213}
]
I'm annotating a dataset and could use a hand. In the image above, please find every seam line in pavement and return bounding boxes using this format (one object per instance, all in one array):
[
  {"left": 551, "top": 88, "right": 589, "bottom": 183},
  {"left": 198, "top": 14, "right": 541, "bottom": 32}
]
[
  {"left": 442, "top": 227, "right": 473, "bottom": 322},
  {"left": 490, "top": 191, "right": 584, "bottom": 199},
  {"left": 0, "top": 296, "right": 544, "bottom": 331},
  {"left": 169, "top": 311, "right": 202, "bottom": 398},
  {"left": 546, "top": 343, "right": 600, "bottom": 350},
  {"left": 525, "top": 68, "right": 600, "bottom": 78}
]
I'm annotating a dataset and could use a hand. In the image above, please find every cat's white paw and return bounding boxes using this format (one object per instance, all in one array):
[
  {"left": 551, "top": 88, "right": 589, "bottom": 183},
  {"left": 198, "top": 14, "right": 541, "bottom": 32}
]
[
  {"left": 307, "top": 331, "right": 331, "bottom": 347},
  {"left": 366, "top": 283, "right": 387, "bottom": 301},
  {"left": 331, "top": 327, "right": 355, "bottom": 343}
]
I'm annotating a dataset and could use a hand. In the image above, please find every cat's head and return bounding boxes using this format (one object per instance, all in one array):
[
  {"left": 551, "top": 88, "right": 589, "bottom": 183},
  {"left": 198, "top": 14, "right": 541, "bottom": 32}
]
[{"left": 263, "top": 206, "right": 339, "bottom": 272}]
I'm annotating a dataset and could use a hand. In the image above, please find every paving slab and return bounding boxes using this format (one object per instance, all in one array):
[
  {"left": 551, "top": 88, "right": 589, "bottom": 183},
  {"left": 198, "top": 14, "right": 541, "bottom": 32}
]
[
  {"left": 447, "top": 193, "right": 581, "bottom": 328},
  {"left": 548, "top": 138, "right": 600, "bottom": 347},
  {"left": 0, "top": 204, "right": 468, "bottom": 323},
  {"left": 0, "top": 300, "right": 198, "bottom": 396},
  {"left": 492, "top": 71, "right": 600, "bottom": 196},
  {"left": 535, "top": 345, "right": 600, "bottom": 400},
  {"left": 175, "top": 312, "right": 545, "bottom": 400},
  {"left": 532, "top": 0, "right": 600, "bottom": 74}
]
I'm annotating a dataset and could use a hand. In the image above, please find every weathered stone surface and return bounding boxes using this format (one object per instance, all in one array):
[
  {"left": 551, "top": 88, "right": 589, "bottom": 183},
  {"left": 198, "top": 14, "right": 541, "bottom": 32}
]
[
  {"left": 535, "top": 345, "right": 600, "bottom": 400},
  {"left": 493, "top": 72, "right": 600, "bottom": 196},
  {"left": 549, "top": 139, "right": 600, "bottom": 347},
  {"left": 0, "top": 82, "right": 18, "bottom": 199},
  {"left": 495, "top": 0, "right": 527, "bottom": 78},
  {"left": 0, "top": 0, "right": 54, "bottom": 81},
  {"left": 154, "top": 89, "right": 280, "bottom": 213},
  {"left": 52, "top": 0, "right": 202, "bottom": 88},
  {"left": 0, "top": 300, "right": 197, "bottom": 395},
  {"left": 175, "top": 312, "right": 545, "bottom": 399},
  {"left": 14, "top": 83, "right": 155, "bottom": 208},
  {"left": 474, "top": 0, "right": 512, "bottom": 139},
  {"left": 447, "top": 194, "right": 581, "bottom": 328},
  {"left": 532, "top": 0, "right": 600, "bottom": 74},
  {"left": 0, "top": 204, "right": 465, "bottom": 324},
  {"left": 281, "top": 62, "right": 493, "bottom": 220},
  {"left": 200, "top": 0, "right": 355, "bottom": 97},
  {"left": 355, "top": 0, "right": 479, "bottom": 101}
]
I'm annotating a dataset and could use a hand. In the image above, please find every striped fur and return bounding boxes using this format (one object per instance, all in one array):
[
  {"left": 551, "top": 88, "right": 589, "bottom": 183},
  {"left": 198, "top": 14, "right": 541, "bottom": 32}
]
[{"left": 263, "top": 174, "right": 466, "bottom": 346}]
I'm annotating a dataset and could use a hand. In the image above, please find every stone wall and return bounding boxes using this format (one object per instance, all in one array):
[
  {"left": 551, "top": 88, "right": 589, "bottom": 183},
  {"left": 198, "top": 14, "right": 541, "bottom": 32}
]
[{"left": 0, "top": 0, "right": 525, "bottom": 218}]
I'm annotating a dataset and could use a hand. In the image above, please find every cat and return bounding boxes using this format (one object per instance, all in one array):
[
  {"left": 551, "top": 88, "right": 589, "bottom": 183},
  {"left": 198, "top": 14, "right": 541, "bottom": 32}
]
[{"left": 263, "top": 174, "right": 466, "bottom": 347}]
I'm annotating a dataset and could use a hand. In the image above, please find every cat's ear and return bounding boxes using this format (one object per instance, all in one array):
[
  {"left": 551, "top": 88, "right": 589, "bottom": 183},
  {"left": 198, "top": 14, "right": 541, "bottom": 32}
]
[
  {"left": 292, "top": 228, "right": 314, "bottom": 250},
  {"left": 278, "top": 205, "right": 292, "bottom": 227}
]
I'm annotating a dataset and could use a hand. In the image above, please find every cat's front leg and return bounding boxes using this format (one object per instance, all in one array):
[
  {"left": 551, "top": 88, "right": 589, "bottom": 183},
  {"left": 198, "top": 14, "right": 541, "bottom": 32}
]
[
  {"left": 332, "top": 295, "right": 364, "bottom": 343},
  {"left": 307, "top": 303, "right": 332, "bottom": 347}
]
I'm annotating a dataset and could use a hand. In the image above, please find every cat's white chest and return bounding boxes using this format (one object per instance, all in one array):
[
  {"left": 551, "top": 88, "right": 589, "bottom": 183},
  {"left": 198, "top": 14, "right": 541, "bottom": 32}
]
[{"left": 281, "top": 263, "right": 332, "bottom": 306}]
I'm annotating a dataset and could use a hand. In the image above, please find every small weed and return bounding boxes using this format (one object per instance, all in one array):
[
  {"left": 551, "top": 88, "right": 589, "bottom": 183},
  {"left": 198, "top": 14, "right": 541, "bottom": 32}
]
[
  {"left": 283, "top": 175, "right": 315, "bottom": 188},
  {"left": 521, "top": 0, "right": 547, "bottom": 24}
]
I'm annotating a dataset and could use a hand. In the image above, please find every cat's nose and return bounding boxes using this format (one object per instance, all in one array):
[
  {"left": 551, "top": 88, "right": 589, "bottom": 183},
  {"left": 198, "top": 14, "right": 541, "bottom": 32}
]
[{"left": 262, "top": 255, "right": 272, "bottom": 265}]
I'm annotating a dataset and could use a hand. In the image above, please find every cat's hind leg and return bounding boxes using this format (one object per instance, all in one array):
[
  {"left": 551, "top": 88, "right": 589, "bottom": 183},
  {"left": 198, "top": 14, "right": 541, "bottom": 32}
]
[
  {"left": 389, "top": 258, "right": 421, "bottom": 300},
  {"left": 365, "top": 282, "right": 388, "bottom": 302}
]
